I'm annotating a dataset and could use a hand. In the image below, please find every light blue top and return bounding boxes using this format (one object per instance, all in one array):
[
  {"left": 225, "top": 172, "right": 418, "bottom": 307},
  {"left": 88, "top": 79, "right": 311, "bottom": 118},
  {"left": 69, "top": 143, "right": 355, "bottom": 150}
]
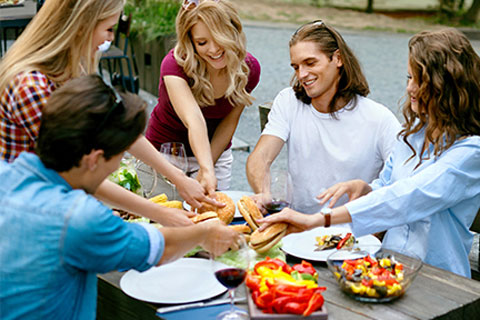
[
  {"left": 346, "top": 129, "right": 480, "bottom": 278},
  {"left": 0, "top": 153, "right": 164, "bottom": 319}
]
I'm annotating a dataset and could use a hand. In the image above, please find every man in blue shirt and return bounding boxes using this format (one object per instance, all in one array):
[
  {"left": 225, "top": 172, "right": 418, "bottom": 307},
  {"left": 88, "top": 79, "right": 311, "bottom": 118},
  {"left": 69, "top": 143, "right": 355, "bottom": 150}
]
[{"left": 0, "top": 75, "right": 239, "bottom": 319}]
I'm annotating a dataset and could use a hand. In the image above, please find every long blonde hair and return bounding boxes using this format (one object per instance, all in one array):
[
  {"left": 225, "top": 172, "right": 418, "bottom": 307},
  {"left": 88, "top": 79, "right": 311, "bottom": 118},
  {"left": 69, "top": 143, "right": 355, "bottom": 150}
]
[
  {"left": 400, "top": 28, "right": 480, "bottom": 163},
  {"left": 0, "top": 0, "right": 124, "bottom": 92},
  {"left": 174, "top": 0, "right": 253, "bottom": 108}
]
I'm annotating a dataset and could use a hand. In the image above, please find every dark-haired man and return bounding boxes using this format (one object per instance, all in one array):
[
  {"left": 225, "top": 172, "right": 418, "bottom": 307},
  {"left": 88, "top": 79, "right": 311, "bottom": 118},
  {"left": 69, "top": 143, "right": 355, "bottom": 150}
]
[
  {"left": 247, "top": 21, "right": 400, "bottom": 214},
  {"left": 0, "top": 75, "right": 238, "bottom": 320}
]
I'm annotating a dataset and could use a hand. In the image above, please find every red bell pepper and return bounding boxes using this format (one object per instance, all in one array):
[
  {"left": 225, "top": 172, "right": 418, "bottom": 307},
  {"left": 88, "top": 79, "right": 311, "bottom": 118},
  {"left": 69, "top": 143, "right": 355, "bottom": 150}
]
[
  {"left": 292, "top": 260, "right": 317, "bottom": 276},
  {"left": 336, "top": 233, "right": 352, "bottom": 249},
  {"left": 254, "top": 291, "right": 274, "bottom": 309},
  {"left": 245, "top": 273, "right": 262, "bottom": 291},
  {"left": 254, "top": 257, "right": 293, "bottom": 274},
  {"left": 303, "top": 291, "right": 325, "bottom": 316},
  {"left": 284, "top": 302, "right": 308, "bottom": 315}
]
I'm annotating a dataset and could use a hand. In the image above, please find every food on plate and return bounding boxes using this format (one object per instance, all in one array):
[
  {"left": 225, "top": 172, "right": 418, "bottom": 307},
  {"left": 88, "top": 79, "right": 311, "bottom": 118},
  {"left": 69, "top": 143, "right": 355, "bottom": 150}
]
[
  {"left": 229, "top": 224, "right": 252, "bottom": 234},
  {"left": 246, "top": 258, "right": 326, "bottom": 316},
  {"left": 315, "top": 232, "right": 356, "bottom": 251},
  {"left": 229, "top": 224, "right": 252, "bottom": 242},
  {"left": 190, "top": 211, "right": 219, "bottom": 224},
  {"left": 116, "top": 209, "right": 149, "bottom": 223},
  {"left": 237, "top": 196, "right": 263, "bottom": 230},
  {"left": 108, "top": 159, "right": 142, "bottom": 195},
  {"left": 197, "top": 192, "right": 235, "bottom": 224},
  {"left": 333, "top": 254, "right": 405, "bottom": 299},
  {"left": 149, "top": 193, "right": 168, "bottom": 203},
  {"left": 249, "top": 223, "right": 287, "bottom": 253}
]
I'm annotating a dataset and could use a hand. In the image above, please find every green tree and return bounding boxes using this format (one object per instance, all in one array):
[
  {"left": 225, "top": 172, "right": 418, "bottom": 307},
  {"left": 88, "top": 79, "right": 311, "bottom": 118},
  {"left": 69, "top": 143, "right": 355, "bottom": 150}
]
[{"left": 463, "top": 0, "right": 480, "bottom": 23}]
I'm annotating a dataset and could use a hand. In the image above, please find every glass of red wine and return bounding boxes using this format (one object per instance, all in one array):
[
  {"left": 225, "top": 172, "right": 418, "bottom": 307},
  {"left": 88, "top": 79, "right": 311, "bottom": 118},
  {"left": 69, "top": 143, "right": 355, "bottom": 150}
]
[
  {"left": 262, "top": 168, "right": 292, "bottom": 215},
  {"left": 210, "top": 236, "right": 250, "bottom": 320}
]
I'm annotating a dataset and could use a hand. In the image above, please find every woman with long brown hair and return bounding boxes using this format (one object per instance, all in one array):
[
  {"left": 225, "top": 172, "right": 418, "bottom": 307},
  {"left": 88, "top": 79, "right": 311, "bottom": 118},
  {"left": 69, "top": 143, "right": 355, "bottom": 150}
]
[{"left": 259, "top": 28, "right": 480, "bottom": 278}]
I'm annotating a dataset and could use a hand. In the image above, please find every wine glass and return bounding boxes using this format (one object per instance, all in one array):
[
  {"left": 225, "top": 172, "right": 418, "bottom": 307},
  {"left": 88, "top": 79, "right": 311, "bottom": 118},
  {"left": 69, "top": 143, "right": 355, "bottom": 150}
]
[
  {"left": 262, "top": 168, "right": 292, "bottom": 215},
  {"left": 159, "top": 142, "right": 188, "bottom": 200},
  {"left": 210, "top": 236, "right": 250, "bottom": 320}
]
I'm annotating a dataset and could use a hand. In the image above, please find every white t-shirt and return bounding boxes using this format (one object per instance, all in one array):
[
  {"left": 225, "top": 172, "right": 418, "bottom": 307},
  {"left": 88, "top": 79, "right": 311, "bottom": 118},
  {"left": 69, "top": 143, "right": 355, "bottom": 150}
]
[{"left": 262, "top": 87, "right": 401, "bottom": 214}]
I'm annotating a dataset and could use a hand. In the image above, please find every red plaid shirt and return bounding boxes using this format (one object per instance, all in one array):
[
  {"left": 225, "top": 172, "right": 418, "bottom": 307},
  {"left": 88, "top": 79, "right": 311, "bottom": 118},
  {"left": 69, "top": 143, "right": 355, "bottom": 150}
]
[{"left": 0, "top": 71, "right": 57, "bottom": 162}]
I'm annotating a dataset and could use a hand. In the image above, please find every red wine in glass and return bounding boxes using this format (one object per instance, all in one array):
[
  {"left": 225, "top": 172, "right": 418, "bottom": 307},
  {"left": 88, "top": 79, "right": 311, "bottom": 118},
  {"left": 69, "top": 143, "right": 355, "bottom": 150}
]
[
  {"left": 265, "top": 199, "right": 290, "bottom": 214},
  {"left": 214, "top": 268, "right": 246, "bottom": 289}
]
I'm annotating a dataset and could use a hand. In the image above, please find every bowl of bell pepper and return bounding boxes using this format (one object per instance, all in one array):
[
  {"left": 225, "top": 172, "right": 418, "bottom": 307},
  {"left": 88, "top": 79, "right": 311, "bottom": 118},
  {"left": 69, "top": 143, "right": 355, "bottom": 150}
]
[
  {"left": 246, "top": 257, "right": 327, "bottom": 319},
  {"left": 326, "top": 245, "right": 422, "bottom": 303}
]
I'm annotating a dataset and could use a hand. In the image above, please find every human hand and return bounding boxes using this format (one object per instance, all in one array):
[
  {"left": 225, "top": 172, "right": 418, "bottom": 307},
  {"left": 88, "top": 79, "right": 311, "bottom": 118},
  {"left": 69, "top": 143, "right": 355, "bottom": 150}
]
[
  {"left": 196, "top": 168, "right": 217, "bottom": 197},
  {"left": 256, "top": 207, "right": 318, "bottom": 235},
  {"left": 249, "top": 193, "right": 268, "bottom": 214},
  {"left": 175, "top": 175, "right": 224, "bottom": 209},
  {"left": 316, "top": 179, "right": 371, "bottom": 208},
  {"left": 153, "top": 207, "right": 195, "bottom": 227},
  {"left": 201, "top": 220, "right": 241, "bottom": 257}
]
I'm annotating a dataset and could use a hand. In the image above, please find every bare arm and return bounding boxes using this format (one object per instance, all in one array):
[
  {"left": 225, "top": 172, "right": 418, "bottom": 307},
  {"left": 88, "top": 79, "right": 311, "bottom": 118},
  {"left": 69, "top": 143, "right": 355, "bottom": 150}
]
[
  {"left": 164, "top": 75, "right": 216, "bottom": 196},
  {"left": 157, "top": 220, "right": 240, "bottom": 265},
  {"left": 128, "top": 136, "right": 220, "bottom": 209},
  {"left": 257, "top": 206, "right": 352, "bottom": 235},
  {"left": 95, "top": 179, "right": 194, "bottom": 226},
  {"left": 246, "top": 134, "right": 285, "bottom": 193},
  {"left": 210, "top": 104, "right": 246, "bottom": 163}
]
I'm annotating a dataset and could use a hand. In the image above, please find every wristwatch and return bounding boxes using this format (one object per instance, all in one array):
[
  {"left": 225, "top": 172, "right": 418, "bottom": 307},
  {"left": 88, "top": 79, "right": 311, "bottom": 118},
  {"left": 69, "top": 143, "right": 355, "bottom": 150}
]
[{"left": 320, "top": 207, "right": 332, "bottom": 228}]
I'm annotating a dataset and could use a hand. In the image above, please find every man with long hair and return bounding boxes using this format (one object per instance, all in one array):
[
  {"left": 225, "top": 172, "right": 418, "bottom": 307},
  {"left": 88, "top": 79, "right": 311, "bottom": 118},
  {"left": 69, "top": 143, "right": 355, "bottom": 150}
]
[{"left": 247, "top": 21, "right": 400, "bottom": 214}]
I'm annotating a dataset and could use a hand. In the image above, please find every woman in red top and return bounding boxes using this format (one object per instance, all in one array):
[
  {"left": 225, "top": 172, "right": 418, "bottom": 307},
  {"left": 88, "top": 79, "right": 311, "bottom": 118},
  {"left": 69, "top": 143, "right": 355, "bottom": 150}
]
[{"left": 146, "top": 0, "right": 261, "bottom": 195}]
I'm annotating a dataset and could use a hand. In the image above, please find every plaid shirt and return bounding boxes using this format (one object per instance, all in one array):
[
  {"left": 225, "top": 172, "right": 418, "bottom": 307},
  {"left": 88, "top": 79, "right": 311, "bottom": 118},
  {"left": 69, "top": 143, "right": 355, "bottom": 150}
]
[{"left": 0, "top": 71, "right": 57, "bottom": 162}]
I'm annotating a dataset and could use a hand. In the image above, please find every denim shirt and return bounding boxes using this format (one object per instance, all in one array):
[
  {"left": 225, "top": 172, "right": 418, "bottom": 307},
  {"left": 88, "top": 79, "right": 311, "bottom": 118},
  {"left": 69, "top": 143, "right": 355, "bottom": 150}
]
[
  {"left": 346, "top": 131, "right": 480, "bottom": 277},
  {"left": 0, "top": 153, "right": 164, "bottom": 319}
]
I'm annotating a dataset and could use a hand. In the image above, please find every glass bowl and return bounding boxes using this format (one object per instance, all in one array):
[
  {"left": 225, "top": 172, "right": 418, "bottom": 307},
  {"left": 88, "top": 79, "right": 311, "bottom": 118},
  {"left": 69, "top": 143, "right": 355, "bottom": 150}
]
[{"left": 326, "top": 245, "right": 423, "bottom": 302}]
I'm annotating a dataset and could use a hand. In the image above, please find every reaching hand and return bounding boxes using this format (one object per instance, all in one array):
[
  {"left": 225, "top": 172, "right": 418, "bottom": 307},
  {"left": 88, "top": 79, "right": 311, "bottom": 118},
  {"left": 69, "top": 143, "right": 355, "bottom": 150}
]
[
  {"left": 316, "top": 179, "right": 372, "bottom": 208},
  {"left": 196, "top": 168, "right": 217, "bottom": 198},
  {"left": 201, "top": 220, "right": 241, "bottom": 257},
  {"left": 256, "top": 207, "right": 318, "bottom": 235},
  {"left": 249, "top": 193, "right": 268, "bottom": 214},
  {"left": 153, "top": 207, "right": 194, "bottom": 227},
  {"left": 175, "top": 175, "right": 223, "bottom": 209}
]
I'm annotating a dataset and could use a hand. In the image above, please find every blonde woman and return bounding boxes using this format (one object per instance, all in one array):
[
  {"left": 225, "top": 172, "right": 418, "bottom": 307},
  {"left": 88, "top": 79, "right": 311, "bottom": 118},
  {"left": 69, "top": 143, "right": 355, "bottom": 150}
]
[
  {"left": 0, "top": 0, "right": 218, "bottom": 226},
  {"left": 146, "top": 0, "right": 261, "bottom": 195}
]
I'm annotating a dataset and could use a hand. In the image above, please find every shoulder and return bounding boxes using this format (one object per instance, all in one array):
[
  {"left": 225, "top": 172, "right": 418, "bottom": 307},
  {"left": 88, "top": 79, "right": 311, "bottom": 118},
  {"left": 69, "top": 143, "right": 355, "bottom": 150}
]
[
  {"left": 274, "top": 87, "right": 299, "bottom": 104},
  {"left": 161, "top": 49, "right": 185, "bottom": 77},
  {"left": 355, "top": 96, "right": 399, "bottom": 121},
  {"left": 245, "top": 52, "right": 260, "bottom": 73}
]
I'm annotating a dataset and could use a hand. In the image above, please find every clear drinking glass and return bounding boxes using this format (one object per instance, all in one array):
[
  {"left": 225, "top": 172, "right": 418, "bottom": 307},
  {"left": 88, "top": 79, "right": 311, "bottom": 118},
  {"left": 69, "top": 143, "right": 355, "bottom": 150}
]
[
  {"left": 262, "top": 168, "right": 292, "bottom": 215},
  {"left": 210, "top": 237, "right": 250, "bottom": 320},
  {"left": 159, "top": 142, "right": 187, "bottom": 199}
]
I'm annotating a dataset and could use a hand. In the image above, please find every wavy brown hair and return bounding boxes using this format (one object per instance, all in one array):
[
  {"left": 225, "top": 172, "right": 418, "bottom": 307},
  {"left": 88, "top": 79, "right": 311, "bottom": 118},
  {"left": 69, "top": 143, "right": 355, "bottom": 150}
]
[
  {"left": 400, "top": 28, "right": 480, "bottom": 163},
  {"left": 289, "top": 21, "right": 369, "bottom": 117},
  {"left": 174, "top": 0, "right": 253, "bottom": 108}
]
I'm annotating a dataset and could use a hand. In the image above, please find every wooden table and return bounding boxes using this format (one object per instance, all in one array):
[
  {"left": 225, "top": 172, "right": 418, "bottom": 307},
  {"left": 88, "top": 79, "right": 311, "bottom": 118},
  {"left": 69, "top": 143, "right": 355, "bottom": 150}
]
[
  {"left": 0, "top": 0, "right": 36, "bottom": 54},
  {"left": 97, "top": 255, "right": 480, "bottom": 320}
]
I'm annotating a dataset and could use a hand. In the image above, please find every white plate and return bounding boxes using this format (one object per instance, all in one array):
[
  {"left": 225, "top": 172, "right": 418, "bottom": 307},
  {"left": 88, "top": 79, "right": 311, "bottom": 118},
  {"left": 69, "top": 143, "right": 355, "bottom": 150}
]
[
  {"left": 183, "top": 190, "right": 253, "bottom": 219},
  {"left": 281, "top": 226, "right": 381, "bottom": 262},
  {"left": 120, "top": 258, "right": 228, "bottom": 304}
]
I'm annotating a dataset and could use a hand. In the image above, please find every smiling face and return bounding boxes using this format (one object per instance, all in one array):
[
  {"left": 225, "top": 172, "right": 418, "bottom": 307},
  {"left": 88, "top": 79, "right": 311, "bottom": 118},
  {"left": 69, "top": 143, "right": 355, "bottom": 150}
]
[
  {"left": 407, "top": 62, "right": 420, "bottom": 114},
  {"left": 91, "top": 12, "right": 120, "bottom": 55},
  {"left": 290, "top": 41, "right": 342, "bottom": 111},
  {"left": 191, "top": 20, "right": 226, "bottom": 71}
]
